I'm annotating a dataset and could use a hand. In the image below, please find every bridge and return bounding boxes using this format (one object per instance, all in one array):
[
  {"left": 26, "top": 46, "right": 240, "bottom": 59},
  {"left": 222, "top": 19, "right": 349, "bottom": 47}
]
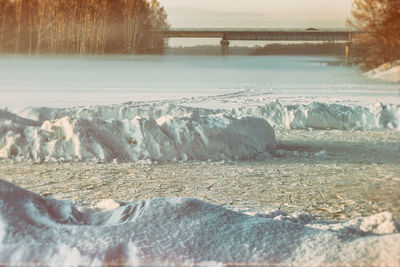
[{"left": 162, "top": 28, "right": 355, "bottom": 62}]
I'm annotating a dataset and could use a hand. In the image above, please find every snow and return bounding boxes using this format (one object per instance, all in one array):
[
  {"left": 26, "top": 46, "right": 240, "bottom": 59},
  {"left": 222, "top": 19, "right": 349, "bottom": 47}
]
[
  {"left": 0, "top": 180, "right": 399, "bottom": 266},
  {"left": 0, "top": 107, "right": 276, "bottom": 162},
  {"left": 1, "top": 56, "right": 399, "bottom": 110},
  {"left": 15, "top": 99, "right": 400, "bottom": 132},
  {"left": 95, "top": 199, "right": 121, "bottom": 211},
  {"left": 365, "top": 60, "right": 400, "bottom": 83},
  {"left": 234, "top": 100, "right": 400, "bottom": 130},
  {"left": 2, "top": 99, "right": 400, "bottom": 162},
  {"left": 1, "top": 55, "right": 399, "bottom": 265}
]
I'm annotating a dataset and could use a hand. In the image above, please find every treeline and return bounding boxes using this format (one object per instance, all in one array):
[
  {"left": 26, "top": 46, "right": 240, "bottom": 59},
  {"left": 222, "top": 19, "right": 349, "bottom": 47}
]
[
  {"left": 167, "top": 43, "right": 345, "bottom": 56},
  {"left": 0, "top": 0, "right": 169, "bottom": 54},
  {"left": 348, "top": 0, "right": 400, "bottom": 68}
]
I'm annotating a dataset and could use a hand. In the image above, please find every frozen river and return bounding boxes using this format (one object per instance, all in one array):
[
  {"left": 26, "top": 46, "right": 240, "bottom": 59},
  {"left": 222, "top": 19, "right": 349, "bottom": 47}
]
[{"left": 0, "top": 55, "right": 398, "bottom": 109}]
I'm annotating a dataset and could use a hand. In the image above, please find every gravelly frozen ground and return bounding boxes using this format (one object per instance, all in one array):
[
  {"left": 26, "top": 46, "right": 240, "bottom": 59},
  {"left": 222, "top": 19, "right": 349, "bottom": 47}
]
[{"left": 1, "top": 129, "right": 399, "bottom": 221}]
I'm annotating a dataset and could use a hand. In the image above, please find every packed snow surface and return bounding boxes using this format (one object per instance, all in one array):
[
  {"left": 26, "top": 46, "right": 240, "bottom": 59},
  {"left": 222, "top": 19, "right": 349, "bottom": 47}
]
[
  {"left": 0, "top": 180, "right": 399, "bottom": 265},
  {"left": 365, "top": 60, "right": 400, "bottom": 83}
]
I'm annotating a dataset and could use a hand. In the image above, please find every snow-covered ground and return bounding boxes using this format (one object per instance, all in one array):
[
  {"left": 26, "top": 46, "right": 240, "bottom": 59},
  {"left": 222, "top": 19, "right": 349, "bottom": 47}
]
[
  {"left": 0, "top": 179, "right": 399, "bottom": 265},
  {"left": 0, "top": 55, "right": 399, "bottom": 109},
  {"left": 365, "top": 60, "right": 400, "bottom": 83},
  {"left": 1, "top": 55, "right": 400, "bottom": 265},
  {"left": 0, "top": 55, "right": 399, "bottom": 162}
]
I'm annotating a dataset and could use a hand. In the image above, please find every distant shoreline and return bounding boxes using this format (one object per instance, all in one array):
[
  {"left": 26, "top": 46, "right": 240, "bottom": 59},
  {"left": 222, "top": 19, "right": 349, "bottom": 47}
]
[{"left": 166, "top": 42, "right": 346, "bottom": 56}]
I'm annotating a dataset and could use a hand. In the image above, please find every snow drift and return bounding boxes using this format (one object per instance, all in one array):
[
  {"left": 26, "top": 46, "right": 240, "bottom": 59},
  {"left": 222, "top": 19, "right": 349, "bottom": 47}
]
[
  {"left": 234, "top": 101, "right": 400, "bottom": 130},
  {"left": 365, "top": 60, "right": 400, "bottom": 83},
  {"left": 2, "top": 100, "right": 400, "bottom": 162},
  {"left": 0, "top": 108, "right": 275, "bottom": 162},
  {"left": 0, "top": 179, "right": 399, "bottom": 266},
  {"left": 17, "top": 101, "right": 400, "bottom": 131}
]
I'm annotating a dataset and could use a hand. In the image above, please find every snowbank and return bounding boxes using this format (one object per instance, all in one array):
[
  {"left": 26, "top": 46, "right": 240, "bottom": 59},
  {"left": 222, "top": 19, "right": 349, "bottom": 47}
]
[
  {"left": 235, "top": 101, "right": 400, "bottom": 130},
  {"left": 2, "top": 100, "right": 399, "bottom": 162},
  {"left": 16, "top": 101, "right": 400, "bottom": 131},
  {"left": 365, "top": 60, "right": 400, "bottom": 83},
  {"left": 0, "top": 109, "right": 275, "bottom": 162},
  {"left": 0, "top": 180, "right": 399, "bottom": 266},
  {"left": 15, "top": 103, "right": 217, "bottom": 123}
]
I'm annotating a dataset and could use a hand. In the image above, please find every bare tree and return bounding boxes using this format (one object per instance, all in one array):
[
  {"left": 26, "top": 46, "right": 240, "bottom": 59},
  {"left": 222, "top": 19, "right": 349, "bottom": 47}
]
[
  {"left": 13, "top": 0, "right": 23, "bottom": 53},
  {"left": 148, "top": 0, "right": 170, "bottom": 53},
  {"left": 121, "top": 0, "right": 147, "bottom": 53},
  {"left": 0, "top": 0, "right": 169, "bottom": 54},
  {"left": 348, "top": 0, "right": 400, "bottom": 68},
  {"left": 0, "top": 0, "right": 10, "bottom": 52}
]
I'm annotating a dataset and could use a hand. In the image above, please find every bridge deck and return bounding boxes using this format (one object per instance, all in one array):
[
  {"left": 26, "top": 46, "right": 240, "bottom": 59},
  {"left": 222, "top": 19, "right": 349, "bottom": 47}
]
[{"left": 163, "top": 28, "right": 354, "bottom": 42}]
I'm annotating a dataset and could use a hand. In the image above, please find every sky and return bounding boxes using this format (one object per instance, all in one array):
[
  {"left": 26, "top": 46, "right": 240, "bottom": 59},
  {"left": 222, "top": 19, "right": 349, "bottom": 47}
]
[
  {"left": 158, "top": 0, "right": 353, "bottom": 28},
  {"left": 157, "top": 0, "right": 354, "bottom": 46}
]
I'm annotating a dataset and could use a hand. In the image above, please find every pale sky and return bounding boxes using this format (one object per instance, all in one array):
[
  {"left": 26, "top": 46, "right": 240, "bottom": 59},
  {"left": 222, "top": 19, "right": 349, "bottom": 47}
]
[
  {"left": 157, "top": 0, "right": 354, "bottom": 46},
  {"left": 158, "top": 0, "right": 353, "bottom": 28}
]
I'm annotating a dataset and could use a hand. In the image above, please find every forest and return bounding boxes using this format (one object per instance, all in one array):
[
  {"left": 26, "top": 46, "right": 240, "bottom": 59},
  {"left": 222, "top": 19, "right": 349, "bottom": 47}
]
[{"left": 0, "top": 0, "right": 169, "bottom": 54}]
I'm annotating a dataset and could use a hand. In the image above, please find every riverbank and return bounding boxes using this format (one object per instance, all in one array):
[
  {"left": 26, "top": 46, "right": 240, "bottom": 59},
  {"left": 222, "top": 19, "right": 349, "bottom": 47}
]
[{"left": 365, "top": 60, "right": 400, "bottom": 83}]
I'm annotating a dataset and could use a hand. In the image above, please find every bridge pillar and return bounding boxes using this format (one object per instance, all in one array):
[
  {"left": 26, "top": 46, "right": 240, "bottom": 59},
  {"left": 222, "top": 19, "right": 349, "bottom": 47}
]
[
  {"left": 345, "top": 42, "right": 351, "bottom": 65},
  {"left": 220, "top": 39, "right": 230, "bottom": 56},
  {"left": 345, "top": 32, "right": 352, "bottom": 65}
]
